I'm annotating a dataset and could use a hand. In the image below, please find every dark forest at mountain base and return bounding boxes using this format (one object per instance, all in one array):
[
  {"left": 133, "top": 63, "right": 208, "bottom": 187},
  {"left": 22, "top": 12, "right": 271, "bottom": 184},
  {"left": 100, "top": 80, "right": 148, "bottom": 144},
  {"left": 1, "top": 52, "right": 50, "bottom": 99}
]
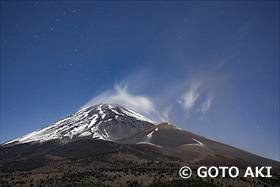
[{"left": 1, "top": 139, "right": 279, "bottom": 187}]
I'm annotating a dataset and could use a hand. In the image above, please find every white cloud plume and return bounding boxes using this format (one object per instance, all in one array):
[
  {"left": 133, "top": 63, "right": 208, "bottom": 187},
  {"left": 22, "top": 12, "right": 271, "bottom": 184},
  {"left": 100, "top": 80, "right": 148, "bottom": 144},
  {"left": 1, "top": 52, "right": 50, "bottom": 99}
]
[
  {"left": 82, "top": 84, "right": 156, "bottom": 115},
  {"left": 178, "top": 81, "right": 200, "bottom": 111}
]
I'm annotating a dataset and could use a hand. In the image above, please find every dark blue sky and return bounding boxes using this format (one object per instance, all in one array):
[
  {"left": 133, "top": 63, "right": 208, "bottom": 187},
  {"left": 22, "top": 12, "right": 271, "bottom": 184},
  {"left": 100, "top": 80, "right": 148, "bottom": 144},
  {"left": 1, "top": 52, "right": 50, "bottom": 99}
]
[{"left": 1, "top": 1, "right": 279, "bottom": 160}]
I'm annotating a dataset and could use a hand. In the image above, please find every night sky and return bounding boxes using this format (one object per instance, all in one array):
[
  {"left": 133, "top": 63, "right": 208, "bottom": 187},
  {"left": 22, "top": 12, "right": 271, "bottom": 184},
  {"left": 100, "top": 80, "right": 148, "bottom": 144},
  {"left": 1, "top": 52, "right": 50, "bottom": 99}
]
[{"left": 1, "top": 1, "right": 279, "bottom": 160}]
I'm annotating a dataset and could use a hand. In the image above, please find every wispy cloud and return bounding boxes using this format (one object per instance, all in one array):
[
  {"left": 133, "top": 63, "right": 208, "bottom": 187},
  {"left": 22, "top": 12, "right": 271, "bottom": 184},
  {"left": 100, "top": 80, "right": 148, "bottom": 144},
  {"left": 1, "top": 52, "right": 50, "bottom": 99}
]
[
  {"left": 200, "top": 93, "right": 215, "bottom": 114},
  {"left": 82, "top": 75, "right": 217, "bottom": 123},
  {"left": 159, "top": 105, "right": 172, "bottom": 122},
  {"left": 178, "top": 81, "right": 200, "bottom": 112}
]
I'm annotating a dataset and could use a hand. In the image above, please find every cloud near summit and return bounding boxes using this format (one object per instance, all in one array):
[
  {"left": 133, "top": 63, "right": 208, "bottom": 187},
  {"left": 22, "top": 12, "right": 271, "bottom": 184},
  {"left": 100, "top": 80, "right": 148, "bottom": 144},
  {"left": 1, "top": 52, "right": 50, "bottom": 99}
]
[
  {"left": 83, "top": 84, "right": 156, "bottom": 117},
  {"left": 82, "top": 83, "right": 175, "bottom": 123},
  {"left": 83, "top": 78, "right": 215, "bottom": 123}
]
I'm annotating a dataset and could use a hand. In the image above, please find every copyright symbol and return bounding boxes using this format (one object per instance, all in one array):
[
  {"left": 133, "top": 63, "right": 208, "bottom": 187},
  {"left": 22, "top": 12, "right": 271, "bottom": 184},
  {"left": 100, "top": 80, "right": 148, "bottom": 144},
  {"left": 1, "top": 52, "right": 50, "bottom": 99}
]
[{"left": 179, "top": 166, "right": 192, "bottom": 179}]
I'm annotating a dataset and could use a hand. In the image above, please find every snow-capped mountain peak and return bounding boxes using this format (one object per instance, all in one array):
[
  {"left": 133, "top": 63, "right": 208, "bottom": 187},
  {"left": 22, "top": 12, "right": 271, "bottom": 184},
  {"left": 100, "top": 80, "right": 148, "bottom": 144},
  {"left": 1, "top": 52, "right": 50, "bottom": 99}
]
[{"left": 4, "top": 103, "right": 155, "bottom": 145}]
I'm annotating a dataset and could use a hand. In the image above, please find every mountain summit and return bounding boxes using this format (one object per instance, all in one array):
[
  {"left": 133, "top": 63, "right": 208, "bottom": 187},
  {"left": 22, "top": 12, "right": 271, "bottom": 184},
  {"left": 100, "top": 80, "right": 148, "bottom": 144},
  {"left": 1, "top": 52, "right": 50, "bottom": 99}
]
[{"left": 4, "top": 103, "right": 155, "bottom": 145}]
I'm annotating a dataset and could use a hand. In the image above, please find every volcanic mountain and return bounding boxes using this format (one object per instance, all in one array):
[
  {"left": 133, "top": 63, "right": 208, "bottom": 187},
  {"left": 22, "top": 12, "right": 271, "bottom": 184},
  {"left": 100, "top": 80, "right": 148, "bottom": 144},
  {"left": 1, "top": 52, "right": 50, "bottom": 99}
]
[
  {"left": 1, "top": 103, "right": 279, "bottom": 186},
  {"left": 2, "top": 103, "right": 279, "bottom": 167},
  {"left": 4, "top": 103, "right": 155, "bottom": 145}
]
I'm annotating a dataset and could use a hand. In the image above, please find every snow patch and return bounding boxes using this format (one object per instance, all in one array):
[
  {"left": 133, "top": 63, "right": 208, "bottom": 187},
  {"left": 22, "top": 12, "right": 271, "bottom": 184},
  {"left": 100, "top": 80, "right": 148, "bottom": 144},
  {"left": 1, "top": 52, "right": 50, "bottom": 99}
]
[
  {"left": 136, "top": 141, "right": 163, "bottom": 148},
  {"left": 147, "top": 131, "right": 154, "bottom": 140},
  {"left": 192, "top": 138, "right": 203, "bottom": 146},
  {"left": 78, "top": 131, "right": 91, "bottom": 137},
  {"left": 120, "top": 108, "right": 155, "bottom": 124},
  {"left": 175, "top": 127, "right": 183, "bottom": 131},
  {"left": 97, "top": 104, "right": 106, "bottom": 119},
  {"left": 88, "top": 114, "right": 98, "bottom": 128},
  {"left": 108, "top": 104, "right": 120, "bottom": 115}
]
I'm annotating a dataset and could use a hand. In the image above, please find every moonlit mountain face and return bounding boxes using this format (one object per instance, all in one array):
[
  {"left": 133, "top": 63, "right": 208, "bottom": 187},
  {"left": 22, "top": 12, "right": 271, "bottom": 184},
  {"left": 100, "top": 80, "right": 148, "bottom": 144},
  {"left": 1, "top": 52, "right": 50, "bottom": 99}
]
[
  {"left": 4, "top": 104, "right": 155, "bottom": 145},
  {"left": 3, "top": 103, "right": 279, "bottom": 168},
  {"left": 1, "top": 104, "right": 279, "bottom": 187}
]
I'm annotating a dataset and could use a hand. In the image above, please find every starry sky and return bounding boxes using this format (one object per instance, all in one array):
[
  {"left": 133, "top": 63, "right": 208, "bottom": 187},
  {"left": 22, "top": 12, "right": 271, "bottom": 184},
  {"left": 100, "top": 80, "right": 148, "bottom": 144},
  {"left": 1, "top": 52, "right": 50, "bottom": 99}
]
[{"left": 1, "top": 1, "right": 279, "bottom": 160}]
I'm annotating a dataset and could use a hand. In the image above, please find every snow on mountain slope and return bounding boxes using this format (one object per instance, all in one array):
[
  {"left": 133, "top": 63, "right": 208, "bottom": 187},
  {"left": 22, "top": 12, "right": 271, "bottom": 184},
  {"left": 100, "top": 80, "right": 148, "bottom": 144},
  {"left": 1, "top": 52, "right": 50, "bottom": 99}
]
[{"left": 4, "top": 104, "right": 155, "bottom": 145}]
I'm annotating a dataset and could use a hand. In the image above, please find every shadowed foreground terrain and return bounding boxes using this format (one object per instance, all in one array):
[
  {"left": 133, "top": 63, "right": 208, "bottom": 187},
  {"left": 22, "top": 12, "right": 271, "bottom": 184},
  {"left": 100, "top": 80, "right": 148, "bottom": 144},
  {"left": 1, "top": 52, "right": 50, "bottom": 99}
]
[{"left": 1, "top": 139, "right": 279, "bottom": 187}]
